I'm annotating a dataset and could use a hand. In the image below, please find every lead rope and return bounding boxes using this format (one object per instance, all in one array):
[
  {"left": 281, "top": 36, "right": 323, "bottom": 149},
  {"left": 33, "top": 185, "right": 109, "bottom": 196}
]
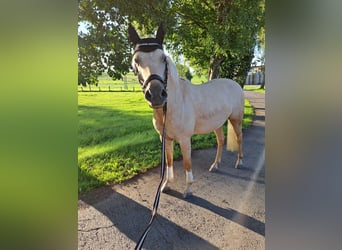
[{"left": 134, "top": 104, "right": 167, "bottom": 250}]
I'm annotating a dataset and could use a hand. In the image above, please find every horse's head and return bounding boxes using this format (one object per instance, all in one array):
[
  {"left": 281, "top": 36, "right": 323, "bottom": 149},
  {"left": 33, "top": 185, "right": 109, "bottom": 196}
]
[{"left": 128, "top": 24, "right": 168, "bottom": 109}]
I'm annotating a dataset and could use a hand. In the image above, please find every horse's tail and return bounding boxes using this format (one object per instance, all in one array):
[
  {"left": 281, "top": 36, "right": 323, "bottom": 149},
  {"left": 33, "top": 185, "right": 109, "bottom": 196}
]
[{"left": 227, "top": 120, "right": 238, "bottom": 151}]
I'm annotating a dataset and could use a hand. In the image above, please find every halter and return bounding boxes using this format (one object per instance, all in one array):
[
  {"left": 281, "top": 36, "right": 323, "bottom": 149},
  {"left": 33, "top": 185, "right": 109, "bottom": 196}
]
[{"left": 133, "top": 42, "right": 168, "bottom": 93}]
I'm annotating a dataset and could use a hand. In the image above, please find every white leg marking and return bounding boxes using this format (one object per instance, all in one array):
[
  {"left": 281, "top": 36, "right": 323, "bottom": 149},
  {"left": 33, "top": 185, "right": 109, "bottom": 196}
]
[
  {"left": 161, "top": 166, "right": 174, "bottom": 192},
  {"left": 183, "top": 170, "right": 194, "bottom": 198},
  {"left": 235, "top": 158, "right": 243, "bottom": 168},
  {"left": 186, "top": 170, "right": 194, "bottom": 184},
  {"left": 209, "top": 162, "right": 219, "bottom": 172},
  {"left": 161, "top": 181, "right": 170, "bottom": 192},
  {"left": 167, "top": 166, "right": 174, "bottom": 182}
]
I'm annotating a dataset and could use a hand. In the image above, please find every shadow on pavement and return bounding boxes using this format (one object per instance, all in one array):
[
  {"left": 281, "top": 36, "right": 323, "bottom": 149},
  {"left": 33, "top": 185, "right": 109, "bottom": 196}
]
[
  {"left": 165, "top": 190, "right": 265, "bottom": 236},
  {"left": 210, "top": 168, "right": 265, "bottom": 185},
  {"left": 80, "top": 190, "right": 219, "bottom": 249}
]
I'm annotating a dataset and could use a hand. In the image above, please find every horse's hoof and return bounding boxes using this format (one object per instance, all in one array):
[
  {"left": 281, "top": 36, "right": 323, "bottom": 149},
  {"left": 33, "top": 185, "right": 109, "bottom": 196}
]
[
  {"left": 183, "top": 186, "right": 193, "bottom": 198},
  {"left": 209, "top": 163, "right": 219, "bottom": 172},
  {"left": 161, "top": 182, "right": 171, "bottom": 193},
  {"left": 234, "top": 159, "right": 243, "bottom": 168},
  {"left": 183, "top": 191, "right": 193, "bottom": 199},
  {"left": 161, "top": 186, "right": 171, "bottom": 193}
]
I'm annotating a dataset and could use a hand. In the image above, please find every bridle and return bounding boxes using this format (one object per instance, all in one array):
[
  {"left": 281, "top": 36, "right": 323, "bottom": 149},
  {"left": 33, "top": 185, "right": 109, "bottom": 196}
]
[{"left": 132, "top": 42, "right": 168, "bottom": 94}]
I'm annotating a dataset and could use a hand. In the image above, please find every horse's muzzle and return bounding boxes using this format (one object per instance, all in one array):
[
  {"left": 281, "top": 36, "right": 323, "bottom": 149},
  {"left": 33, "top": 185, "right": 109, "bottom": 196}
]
[{"left": 144, "top": 81, "right": 167, "bottom": 109}]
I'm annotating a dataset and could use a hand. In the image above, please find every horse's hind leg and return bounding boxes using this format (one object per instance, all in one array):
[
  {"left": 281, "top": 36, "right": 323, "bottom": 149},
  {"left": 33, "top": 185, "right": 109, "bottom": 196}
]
[
  {"left": 229, "top": 118, "right": 243, "bottom": 168},
  {"left": 209, "top": 126, "right": 225, "bottom": 172}
]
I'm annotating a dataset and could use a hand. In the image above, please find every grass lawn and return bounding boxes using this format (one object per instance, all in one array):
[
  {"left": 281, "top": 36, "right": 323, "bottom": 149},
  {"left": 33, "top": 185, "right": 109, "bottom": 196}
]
[
  {"left": 243, "top": 85, "right": 266, "bottom": 93},
  {"left": 78, "top": 91, "right": 253, "bottom": 193}
]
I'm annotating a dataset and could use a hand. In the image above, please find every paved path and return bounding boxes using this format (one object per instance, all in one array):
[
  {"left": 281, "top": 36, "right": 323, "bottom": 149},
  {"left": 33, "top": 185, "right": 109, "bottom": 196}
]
[{"left": 78, "top": 89, "right": 265, "bottom": 249}]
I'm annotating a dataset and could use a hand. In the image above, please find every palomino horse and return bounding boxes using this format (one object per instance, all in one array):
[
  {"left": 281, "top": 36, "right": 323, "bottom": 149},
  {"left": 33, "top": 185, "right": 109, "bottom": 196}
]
[{"left": 128, "top": 24, "right": 244, "bottom": 198}]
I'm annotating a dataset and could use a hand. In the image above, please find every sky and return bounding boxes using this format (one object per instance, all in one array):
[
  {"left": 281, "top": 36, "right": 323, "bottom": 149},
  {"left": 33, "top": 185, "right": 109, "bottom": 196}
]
[{"left": 78, "top": 21, "right": 89, "bottom": 35}]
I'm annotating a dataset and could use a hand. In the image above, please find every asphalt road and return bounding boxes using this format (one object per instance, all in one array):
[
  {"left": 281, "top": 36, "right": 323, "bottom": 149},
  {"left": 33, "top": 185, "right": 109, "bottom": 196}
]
[{"left": 78, "top": 89, "right": 265, "bottom": 250}]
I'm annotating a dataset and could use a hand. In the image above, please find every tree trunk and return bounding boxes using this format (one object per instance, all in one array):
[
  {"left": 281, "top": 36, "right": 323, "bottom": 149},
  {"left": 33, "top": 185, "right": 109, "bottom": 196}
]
[
  {"left": 259, "top": 81, "right": 265, "bottom": 89},
  {"left": 208, "top": 54, "right": 225, "bottom": 80},
  {"left": 259, "top": 66, "right": 265, "bottom": 89}
]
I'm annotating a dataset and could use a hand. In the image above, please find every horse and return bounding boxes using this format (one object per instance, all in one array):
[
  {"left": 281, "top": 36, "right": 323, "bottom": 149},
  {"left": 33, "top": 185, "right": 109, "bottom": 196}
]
[{"left": 128, "top": 24, "right": 244, "bottom": 198}]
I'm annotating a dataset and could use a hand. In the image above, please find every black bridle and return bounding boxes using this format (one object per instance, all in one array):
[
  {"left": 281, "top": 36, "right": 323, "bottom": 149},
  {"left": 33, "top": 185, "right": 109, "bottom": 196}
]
[
  {"left": 133, "top": 42, "right": 168, "bottom": 250},
  {"left": 141, "top": 73, "right": 166, "bottom": 91},
  {"left": 133, "top": 43, "right": 168, "bottom": 93}
]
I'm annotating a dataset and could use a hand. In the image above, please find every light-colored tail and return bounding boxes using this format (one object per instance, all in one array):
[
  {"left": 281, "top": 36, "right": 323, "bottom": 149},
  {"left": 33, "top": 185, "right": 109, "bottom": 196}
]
[{"left": 227, "top": 120, "right": 238, "bottom": 151}]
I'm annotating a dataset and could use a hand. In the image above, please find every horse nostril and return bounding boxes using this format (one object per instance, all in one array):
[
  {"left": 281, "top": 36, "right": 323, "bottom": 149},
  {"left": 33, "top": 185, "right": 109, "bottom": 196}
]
[{"left": 145, "top": 89, "right": 152, "bottom": 101}]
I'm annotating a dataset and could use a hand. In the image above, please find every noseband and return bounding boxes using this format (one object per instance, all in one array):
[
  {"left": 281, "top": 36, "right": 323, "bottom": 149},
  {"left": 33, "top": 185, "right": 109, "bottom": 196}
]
[
  {"left": 133, "top": 43, "right": 168, "bottom": 93},
  {"left": 141, "top": 74, "right": 166, "bottom": 90}
]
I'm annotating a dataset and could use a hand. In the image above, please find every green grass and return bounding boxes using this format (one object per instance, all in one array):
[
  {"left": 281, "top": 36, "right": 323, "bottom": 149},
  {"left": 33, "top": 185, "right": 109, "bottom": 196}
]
[
  {"left": 78, "top": 91, "right": 254, "bottom": 193},
  {"left": 244, "top": 85, "right": 266, "bottom": 93}
]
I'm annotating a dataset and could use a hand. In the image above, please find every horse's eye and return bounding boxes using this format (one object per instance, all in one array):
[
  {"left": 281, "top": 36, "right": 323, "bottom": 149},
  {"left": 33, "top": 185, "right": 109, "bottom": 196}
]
[
  {"left": 134, "top": 57, "right": 139, "bottom": 65},
  {"left": 138, "top": 73, "right": 144, "bottom": 85},
  {"left": 132, "top": 65, "right": 138, "bottom": 75}
]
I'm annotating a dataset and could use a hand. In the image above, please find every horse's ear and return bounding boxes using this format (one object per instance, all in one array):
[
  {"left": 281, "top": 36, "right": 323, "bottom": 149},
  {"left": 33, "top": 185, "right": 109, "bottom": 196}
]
[
  {"left": 156, "top": 23, "right": 165, "bottom": 45},
  {"left": 128, "top": 24, "right": 140, "bottom": 45}
]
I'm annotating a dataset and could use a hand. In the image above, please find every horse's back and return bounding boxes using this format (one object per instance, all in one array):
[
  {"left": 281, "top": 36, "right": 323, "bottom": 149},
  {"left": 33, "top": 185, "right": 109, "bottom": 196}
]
[
  {"left": 189, "top": 78, "right": 244, "bottom": 115},
  {"left": 205, "top": 78, "right": 243, "bottom": 96},
  {"left": 210, "top": 78, "right": 244, "bottom": 113},
  {"left": 179, "top": 78, "right": 244, "bottom": 134}
]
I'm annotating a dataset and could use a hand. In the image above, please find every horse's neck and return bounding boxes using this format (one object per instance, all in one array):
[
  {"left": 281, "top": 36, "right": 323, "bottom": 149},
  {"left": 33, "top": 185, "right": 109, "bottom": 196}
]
[
  {"left": 165, "top": 58, "right": 184, "bottom": 109},
  {"left": 152, "top": 79, "right": 183, "bottom": 134},
  {"left": 152, "top": 59, "right": 188, "bottom": 130},
  {"left": 152, "top": 108, "right": 164, "bottom": 133}
]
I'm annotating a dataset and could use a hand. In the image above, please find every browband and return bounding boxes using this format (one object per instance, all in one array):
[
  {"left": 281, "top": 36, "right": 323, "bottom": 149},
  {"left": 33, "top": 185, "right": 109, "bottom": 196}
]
[
  {"left": 134, "top": 42, "right": 163, "bottom": 54},
  {"left": 136, "top": 42, "right": 161, "bottom": 47}
]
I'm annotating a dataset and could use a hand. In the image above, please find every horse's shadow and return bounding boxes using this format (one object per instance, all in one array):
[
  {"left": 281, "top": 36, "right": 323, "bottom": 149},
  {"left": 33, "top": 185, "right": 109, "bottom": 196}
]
[
  {"left": 164, "top": 190, "right": 265, "bottom": 236},
  {"left": 79, "top": 189, "right": 220, "bottom": 250},
  {"left": 211, "top": 167, "right": 265, "bottom": 185}
]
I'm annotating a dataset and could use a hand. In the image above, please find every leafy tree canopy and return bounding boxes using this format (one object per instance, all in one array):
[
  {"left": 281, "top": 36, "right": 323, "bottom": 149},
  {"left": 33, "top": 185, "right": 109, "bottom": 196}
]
[{"left": 78, "top": 0, "right": 264, "bottom": 86}]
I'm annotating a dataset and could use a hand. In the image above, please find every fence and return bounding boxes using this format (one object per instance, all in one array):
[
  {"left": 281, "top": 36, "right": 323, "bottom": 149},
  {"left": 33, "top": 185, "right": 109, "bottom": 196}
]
[
  {"left": 78, "top": 74, "right": 144, "bottom": 92},
  {"left": 78, "top": 85, "right": 141, "bottom": 92}
]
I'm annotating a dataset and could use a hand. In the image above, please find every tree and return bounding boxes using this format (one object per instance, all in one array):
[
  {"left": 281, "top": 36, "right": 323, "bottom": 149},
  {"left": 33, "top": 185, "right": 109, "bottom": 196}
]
[
  {"left": 220, "top": 51, "right": 254, "bottom": 87},
  {"left": 78, "top": 1, "right": 131, "bottom": 85},
  {"left": 175, "top": 63, "right": 193, "bottom": 81},
  {"left": 167, "top": 0, "right": 265, "bottom": 85},
  {"left": 78, "top": 0, "right": 265, "bottom": 86},
  {"left": 256, "top": 19, "right": 265, "bottom": 89},
  {"left": 78, "top": 0, "right": 170, "bottom": 85}
]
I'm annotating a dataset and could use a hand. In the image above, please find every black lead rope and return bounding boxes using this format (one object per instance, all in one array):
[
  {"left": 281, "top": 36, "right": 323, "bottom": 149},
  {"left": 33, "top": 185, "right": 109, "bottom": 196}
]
[{"left": 134, "top": 104, "right": 167, "bottom": 250}]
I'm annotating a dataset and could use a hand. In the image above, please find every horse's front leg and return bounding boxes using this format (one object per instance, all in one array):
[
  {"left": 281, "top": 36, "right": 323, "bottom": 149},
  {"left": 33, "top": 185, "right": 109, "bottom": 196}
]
[
  {"left": 161, "top": 138, "right": 174, "bottom": 192},
  {"left": 179, "top": 137, "right": 194, "bottom": 198}
]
